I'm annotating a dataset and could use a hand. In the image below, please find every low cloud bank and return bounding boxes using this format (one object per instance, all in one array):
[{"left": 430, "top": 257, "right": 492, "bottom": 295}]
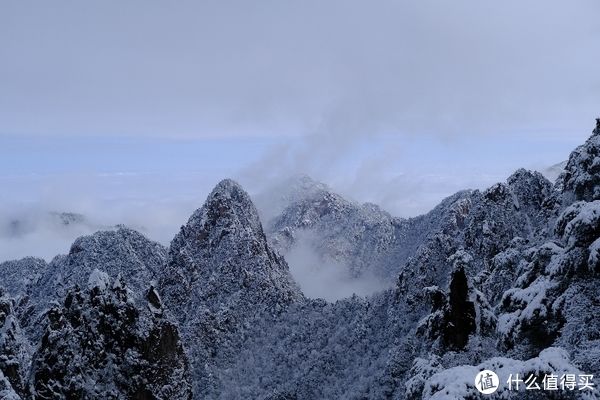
[{"left": 284, "top": 232, "right": 391, "bottom": 301}]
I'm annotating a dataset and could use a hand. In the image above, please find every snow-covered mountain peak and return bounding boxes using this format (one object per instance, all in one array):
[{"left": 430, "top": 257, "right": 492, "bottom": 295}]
[
  {"left": 159, "top": 179, "right": 303, "bottom": 396},
  {"left": 282, "top": 174, "right": 330, "bottom": 198},
  {"left": 57, "top": 226, "right": 166, "bottom": 289},
  {"left": 160, "top": 178, "right": 302, "bottom": 321},
  {"left": 184, "top": 178, "right": 264, "bottom": 241}
]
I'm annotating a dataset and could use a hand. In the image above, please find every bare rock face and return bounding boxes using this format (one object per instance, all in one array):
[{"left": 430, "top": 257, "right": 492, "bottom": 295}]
[
  {"left": 443, "top": 267, "right": 476, "bottom": 350},
  {"left": 29, "top": 274, "right": 192, "bottom": 400}
]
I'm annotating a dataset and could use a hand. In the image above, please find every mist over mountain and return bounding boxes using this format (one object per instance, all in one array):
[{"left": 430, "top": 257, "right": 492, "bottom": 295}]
[
  {"left": 1, "top": 121, "right": 600, "bottom": 399},
  {"left": 541, "top": 160, "right": 568, "bottom": 182}
]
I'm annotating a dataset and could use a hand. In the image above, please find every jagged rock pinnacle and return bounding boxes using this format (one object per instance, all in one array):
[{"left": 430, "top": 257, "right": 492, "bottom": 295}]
[
  {"left": 160, "top": 178, "right": 302, "bottom": 322},
  {"left": 159, "top": 178, "right": 303, "bottom": 397},
  {"left": 595, "top": 117, "right": 600, "bottom": 134},
  {"left": 183, "top": 178, "right": 264, "bottom": 239}
]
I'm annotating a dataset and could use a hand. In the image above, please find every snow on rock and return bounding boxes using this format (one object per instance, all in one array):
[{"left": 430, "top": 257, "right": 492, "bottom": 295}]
[
  {"left": 0, "top": 257, "right": 47, "bottom": 298},
  {"left": 498, "top": 276, "right": 556, "bottom": 341},
  {"left": 422, "top": 347, "right": 596, "bottom": 400},
  {"left": 265, "top": 176, "right": 398, "bottom": 280},
  {"left": 397, "top": 167, "right": 553, "bottom": 322},
  {"left": 507, "top": 168, "right": 553, "bottom": 218},
  {"left": 588, "top": 237, "right": 600, "bottom": 270},
  {"left": 0, "top": 289, "right": 30, "bottom": 399},
  {"left": 416, "top": 253, "right": 496, "bottom": 354},
  {"left": 161, "top": 179, "right": 302, "bottom": 320},
  {"left": 405, "top": 355, "right": 443, "bottom": 399},
  {"left": 558, "top": 122, "right": 600, "bottom": 202},
  {"left": 86, "top": 268, "right": 109, "bottom": 291},
  {"left": 266, "top": 176, "right": 475, "bottom": 282},
  {"left": 495, "top": 125, "right": 600, "bottom": 366},
  {"left": 2, "top": 121, "right": 600, "bottom": 400},
  {"left": 19, "top": 226, "right": 166, "bottom": 341},
  {"left": 0, "top": 369, "right": 21, "bottom": 400},
  {"left": 47, "top": 226, "right": 166, "bottom": 297},
  {"left": 556, "top": 200, "right": 600, "bottom": 248},
  {"left": 29, "top": 279, "right": 192, "bottom": 399},
  {"left": 159, "top": 179, "right": 303, "bottom": 397}
]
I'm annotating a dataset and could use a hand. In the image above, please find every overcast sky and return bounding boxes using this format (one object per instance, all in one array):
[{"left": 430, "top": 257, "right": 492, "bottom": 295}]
[
  {"left": 1, "top": 1, "right": 599, "bottom": 260},
  {"left": 2, "top": 0, "right": 599, "bottom": 139}
]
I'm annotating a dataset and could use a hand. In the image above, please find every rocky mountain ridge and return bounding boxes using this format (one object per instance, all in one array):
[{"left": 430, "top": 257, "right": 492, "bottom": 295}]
[{"left": 1, "top": 121, "right": 600, "bottom": 399}]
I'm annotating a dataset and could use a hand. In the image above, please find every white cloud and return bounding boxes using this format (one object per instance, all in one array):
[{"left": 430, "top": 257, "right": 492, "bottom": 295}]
[{"left": 284, "top": 232, "right": 391, "bottom": 301}]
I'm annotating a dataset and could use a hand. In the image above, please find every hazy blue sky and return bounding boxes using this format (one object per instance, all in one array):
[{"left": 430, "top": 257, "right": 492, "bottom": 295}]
[{"left": 1, "top": 1, "right": 599, "bottom": 260}]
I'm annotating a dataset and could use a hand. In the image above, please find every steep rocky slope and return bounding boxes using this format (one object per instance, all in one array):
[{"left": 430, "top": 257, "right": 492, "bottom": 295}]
[
  {"left": 0, "top": 258, "right": 47, "bottom": 299},
  {"left": 0, "top": 289, "right": 30, "bottom": 399},
  {"left": 29, "top": 273, "right": 191, "bottom": 399},
  {"left": 402, "top": 121, "right": 600, "bottom": 398},
  {"left": 2, "top": 227, "right": 167, "bottom": 340},
  {"left": 212, "top": 166, "right": 563, "bottom": 398},
  {"left": 159, "top": 179, "right": 303, "bottom": 397}
]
